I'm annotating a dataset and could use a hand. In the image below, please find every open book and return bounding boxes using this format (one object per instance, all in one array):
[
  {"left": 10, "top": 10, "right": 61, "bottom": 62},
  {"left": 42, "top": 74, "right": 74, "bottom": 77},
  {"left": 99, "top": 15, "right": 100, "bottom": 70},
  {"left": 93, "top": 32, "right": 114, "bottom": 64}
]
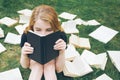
[
  {"left": 65, "top": 44, "right": 80, "bottom": 61},
  {"left": 63, "top": 56, "right": 93, "bottom": 77},
  {"left": 0, "top": 17, "right": 18, "bottom": 27},
  {"left": 61, "top": 20, "right": 79, "bottom": 34},
  {"left": 27, "top": 30, "right": 66, "bottom": 64},
  {"left": 81, "top": 50, "right": 108, "bottom": 70},
  {"left": 69, "top": 34, "right": 91, "bottom": 49}
]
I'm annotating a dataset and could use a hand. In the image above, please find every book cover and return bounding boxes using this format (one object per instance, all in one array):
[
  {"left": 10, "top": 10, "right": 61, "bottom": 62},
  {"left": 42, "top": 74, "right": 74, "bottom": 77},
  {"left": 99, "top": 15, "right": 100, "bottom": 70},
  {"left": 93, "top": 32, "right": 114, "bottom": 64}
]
[{"left": 27, "top": 30, "right": 66, "bottom": 64}]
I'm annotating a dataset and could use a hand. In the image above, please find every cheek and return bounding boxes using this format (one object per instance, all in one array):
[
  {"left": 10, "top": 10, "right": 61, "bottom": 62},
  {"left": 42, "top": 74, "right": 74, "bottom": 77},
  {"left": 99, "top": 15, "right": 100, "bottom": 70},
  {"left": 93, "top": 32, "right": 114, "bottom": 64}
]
[{"left": 46, "top": 31, "right": 54, "bottom": 35}]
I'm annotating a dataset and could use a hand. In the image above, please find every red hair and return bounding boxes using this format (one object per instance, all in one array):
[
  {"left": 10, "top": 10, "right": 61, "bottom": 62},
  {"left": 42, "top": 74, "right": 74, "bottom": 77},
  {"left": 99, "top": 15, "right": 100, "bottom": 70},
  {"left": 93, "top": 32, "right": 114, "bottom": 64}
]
[{"left": 24, "top": 5, "right": 63, "bottom": 33}]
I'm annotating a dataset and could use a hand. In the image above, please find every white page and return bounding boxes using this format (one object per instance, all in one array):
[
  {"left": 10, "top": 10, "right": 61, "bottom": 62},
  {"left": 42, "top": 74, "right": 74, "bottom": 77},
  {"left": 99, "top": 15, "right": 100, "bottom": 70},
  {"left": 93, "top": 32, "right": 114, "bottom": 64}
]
[
  {"left": 107, "top": 51, "right": 120, "bottom": 72},
  {"left": 15, "top": 24, "right": 28, "bottom": 35},
  {"left": 0, "top": 17, "right": 18, "bottom": 27},
  {"left": 73, "top": 56, "right": 93, "bottom": 77},
  {"left": 61, "top": 20, "right": 79, "bottom": 34},
  {"left": 4, "top": 32, "right": 21, "bottom": 44},
  {"left": 74, "top": 18, "right": 85, "bottom": 25},
  {"left": 59, "top": 12, "right": 76, "bottom": 20},
  {"left": 79, "top": 37, "right": 91, "bottom": 49},
  {"left": 0, "top": 28, "right": 4, "bottom": 38},
  {"left": 0, "top": 68, "right": 23, "bottom": 80},
  {"left": 81, "top": 50, "right": 108, "bottom": 70},
  {"left": 17, "top": 9, "right": 32, "bottom": 16},
  {"left": 19, "top": 15, "right": 30, "bottom": 24},
  {"left": 92, "top": 53, "right": 108, "bottom": 70},
  {"left": 69, "top": 34, "right": 91, "bottom": 49},
  {"left": 63, "top": 60, "right": 80, "bottom": 77},
  {"left": 63, "top": 56, "right": 93, "bottom": 77},
  {"left": 89, "top": 25, "right": 119, "bottom": 44},
  {"left": 65, "top": 44, "right": 80, "bottom": 61},
  {"left": 0, "top": 43, "right": 6, "bottom": 53},
  {"left": 94, "top": 74, "right": 113, "bottom": 80},
  {"left": 81, "top": 49, "right": 96, "bottom": 65},
  {"left": 86, "top": 19, "right": 100, "bottom": 26}
]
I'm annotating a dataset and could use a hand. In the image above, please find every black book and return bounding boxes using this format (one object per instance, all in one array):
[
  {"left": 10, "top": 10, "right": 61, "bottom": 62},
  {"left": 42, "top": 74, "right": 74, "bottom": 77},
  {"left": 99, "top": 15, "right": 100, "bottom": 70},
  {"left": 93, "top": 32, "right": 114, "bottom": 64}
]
[{"left": 27, "top": 30, "right": 66, "bottom": 64}]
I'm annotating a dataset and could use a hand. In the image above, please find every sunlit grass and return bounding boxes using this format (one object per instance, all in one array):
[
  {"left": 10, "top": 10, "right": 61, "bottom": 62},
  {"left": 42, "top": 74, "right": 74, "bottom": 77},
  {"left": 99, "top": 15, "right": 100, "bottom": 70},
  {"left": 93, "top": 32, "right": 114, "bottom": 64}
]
[{"left": 0, "top": 0, "right": 120, "bottom": 80}]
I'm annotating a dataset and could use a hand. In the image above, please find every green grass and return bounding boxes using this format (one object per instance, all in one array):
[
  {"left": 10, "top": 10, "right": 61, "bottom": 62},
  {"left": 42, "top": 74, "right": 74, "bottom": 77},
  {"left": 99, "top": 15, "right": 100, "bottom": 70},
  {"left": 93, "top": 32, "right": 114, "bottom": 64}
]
[{"left": 0, "top": 0, "right": 120, "bottom": 80}]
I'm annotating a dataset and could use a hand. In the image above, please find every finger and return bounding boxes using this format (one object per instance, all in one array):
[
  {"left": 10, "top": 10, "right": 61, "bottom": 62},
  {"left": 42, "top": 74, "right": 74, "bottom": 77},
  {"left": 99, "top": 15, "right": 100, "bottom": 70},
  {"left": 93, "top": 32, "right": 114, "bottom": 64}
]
[
  {"left": 22, "top": 46, "right": 34, "bottom": 52},
  {"left": 24, "top": 42, "right": 31, "bottom": 47},
  {"left": 55, "top": 39, "right": 63, "bottom": 44},
  {"left": 54, "top": 41, "right": 66, "bottom": 47},
  {"left": 54, "top": 46, "right": 66, "bottom": 50},
  {"left": 23, "top": 51, "right": 33, "bottom": 54},
  {"left": 24, "top": 48, "right": 34, "bottom": 52},
  {"left": 54, "top": 44, "right": 66, "bottom": 50}
]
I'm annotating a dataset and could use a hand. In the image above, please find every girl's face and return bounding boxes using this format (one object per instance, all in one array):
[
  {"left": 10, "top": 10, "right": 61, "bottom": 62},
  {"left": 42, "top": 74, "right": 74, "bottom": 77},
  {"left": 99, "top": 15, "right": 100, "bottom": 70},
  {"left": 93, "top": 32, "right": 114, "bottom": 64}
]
[{"left": 33, "top": 19, "right": 53, "bottom": 36}]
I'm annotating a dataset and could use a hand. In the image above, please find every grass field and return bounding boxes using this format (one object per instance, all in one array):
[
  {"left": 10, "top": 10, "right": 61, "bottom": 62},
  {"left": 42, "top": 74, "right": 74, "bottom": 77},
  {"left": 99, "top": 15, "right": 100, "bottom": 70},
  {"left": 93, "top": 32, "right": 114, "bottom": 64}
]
[{"left": 0, "top": 0, "right": 120, "bottom": 80}]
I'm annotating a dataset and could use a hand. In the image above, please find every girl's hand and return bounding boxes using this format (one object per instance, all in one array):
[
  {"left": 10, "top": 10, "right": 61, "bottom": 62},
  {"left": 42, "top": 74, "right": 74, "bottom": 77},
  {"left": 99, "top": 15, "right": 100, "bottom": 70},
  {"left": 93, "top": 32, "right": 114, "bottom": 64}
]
[
  {"left": 21, "top": 42, "right": 34, "bottom": 55},
  {"left": 54, "top": 39, "right": 66, "bottom": 51}
]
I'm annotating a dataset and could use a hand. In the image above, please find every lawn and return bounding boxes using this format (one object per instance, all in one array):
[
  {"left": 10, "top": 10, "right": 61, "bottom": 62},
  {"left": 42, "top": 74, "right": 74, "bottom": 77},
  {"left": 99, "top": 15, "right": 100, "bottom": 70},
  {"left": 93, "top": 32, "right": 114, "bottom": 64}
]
[{"left": 0, "top": 0, "right": 120, "bottom": 80}]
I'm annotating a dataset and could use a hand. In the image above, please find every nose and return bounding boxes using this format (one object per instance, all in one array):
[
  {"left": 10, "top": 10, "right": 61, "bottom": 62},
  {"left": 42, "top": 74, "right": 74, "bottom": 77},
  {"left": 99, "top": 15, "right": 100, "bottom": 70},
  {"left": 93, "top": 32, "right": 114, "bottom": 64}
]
[{"left": 39, "top": 31, "right": 46, "bottom": 36}]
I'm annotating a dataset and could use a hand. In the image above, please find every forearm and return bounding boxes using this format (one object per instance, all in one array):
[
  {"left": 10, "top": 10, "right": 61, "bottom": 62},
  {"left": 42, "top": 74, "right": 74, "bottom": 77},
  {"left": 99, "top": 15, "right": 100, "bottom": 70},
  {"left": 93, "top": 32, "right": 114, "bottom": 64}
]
[
  {"left": 55, "top": 50, "right": 65, "bottom": 73},
  {"left": 20, "top": 54, "right": 30, "bottom": 69}
]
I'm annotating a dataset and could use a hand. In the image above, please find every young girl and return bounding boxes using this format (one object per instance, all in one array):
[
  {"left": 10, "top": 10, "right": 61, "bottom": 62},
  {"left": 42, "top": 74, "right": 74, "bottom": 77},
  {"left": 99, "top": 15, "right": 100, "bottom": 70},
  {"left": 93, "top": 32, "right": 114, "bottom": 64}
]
[{"left": 20, "top": 5, "right": 67, "bottom": 80}]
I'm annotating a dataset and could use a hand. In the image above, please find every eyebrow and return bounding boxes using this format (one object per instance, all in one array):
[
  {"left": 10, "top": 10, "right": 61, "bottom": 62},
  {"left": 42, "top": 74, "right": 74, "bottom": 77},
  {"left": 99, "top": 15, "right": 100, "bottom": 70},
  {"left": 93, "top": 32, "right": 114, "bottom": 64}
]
[{"left": 34, "top": 27, "right": 53, "bottom": 30}]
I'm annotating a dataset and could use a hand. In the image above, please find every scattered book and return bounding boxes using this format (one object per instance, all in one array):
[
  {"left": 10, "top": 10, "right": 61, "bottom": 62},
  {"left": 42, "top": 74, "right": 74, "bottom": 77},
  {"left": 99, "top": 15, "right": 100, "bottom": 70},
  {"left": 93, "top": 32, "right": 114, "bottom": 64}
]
[
  {"left": 17, "top": 9, "right": 32, "bottom": 16},
  {"left": 0, "top": 68, "right": 23, "bottom": 80},
  {"left": 63, "top": 56, "right": 93, "bottom": 77},
  {"left": 4, "top": 32, "right": 21, "bottom": 44},
  {"left": 0, "top": 17, "right": 18, "bottom": 27},
  {"left": 59, "top": 12, "right": 77, "bottom": 20},
  {"left": 81, "top": 49, "right": 96, "bottom": 65},
  {"left": 27, "top": 30, "right": 67, "bottom": 64},
  {"left": 89, "top": 25, "right": 119, "bottom": 44},
  {"left": 0, "top": 28, "right": 4, "bottom": 38},
  {"left": 15, "top": 24, "right": 28, "bottom": 35},
  {"left": 107, "top": 51, "right": 120, "bottom": 72},
  {"left": 93, "top": 73, "right": 113, "bottom": 80},
  {"left": 69, "top": 34, "right": 91, "bottom": 49},
  {"left": 81, "top": 50, "right": 108, "bottom": 70},
  {"left": 0, "top": 43, "right": 6, "bottom": 53},
  {"left": 84, "top": 19, "right": 100, "bottom": 26},
  {"left": 65, "top": 44, "right": 80, "bottom": 61},
  {"left": 61, "top": 20, "right": 79, "bottom": 34},
  {"left": 74, "top": 18, "right": 86, "bottom": 25},
  {"left": 92, "top": 53, "right": 108, "bottom": 70},
  {"left": 19, "top": 15, "right": 31, "bottom": 24},
  {"left": 17, "top": 9, "right": 32, "bottom": 24}
]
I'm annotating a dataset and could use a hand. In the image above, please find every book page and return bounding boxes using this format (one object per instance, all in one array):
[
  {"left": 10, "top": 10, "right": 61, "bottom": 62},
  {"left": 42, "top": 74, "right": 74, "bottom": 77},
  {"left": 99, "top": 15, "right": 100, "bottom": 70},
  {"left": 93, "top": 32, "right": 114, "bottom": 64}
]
[
  {"left": 0, "top": 68, "right": 23, "bottom": 80},
  {"left": 89, "top": 25, "right": 119, "bottom": 44},
  {"left": 0, "top": 43, "right": 6, "bottom": 53}
]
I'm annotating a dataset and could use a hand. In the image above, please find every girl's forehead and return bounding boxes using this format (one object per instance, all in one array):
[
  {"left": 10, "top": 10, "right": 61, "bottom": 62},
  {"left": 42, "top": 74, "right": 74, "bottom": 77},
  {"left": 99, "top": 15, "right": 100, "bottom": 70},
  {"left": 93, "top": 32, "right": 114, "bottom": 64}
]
[{"left": 34, "top": 19, "right": 51, "bottom": 28}]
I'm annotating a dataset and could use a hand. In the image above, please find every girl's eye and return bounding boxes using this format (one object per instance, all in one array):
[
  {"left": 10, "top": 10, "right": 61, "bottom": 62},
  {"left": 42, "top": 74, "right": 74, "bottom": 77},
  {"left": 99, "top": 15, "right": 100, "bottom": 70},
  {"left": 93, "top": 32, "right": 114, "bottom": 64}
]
[
  {"left": 46, "top": 28, "right": 53, "bottom": 31},
  {"left": 36, "top": 29, "right": 41, "bottom": 31}
]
